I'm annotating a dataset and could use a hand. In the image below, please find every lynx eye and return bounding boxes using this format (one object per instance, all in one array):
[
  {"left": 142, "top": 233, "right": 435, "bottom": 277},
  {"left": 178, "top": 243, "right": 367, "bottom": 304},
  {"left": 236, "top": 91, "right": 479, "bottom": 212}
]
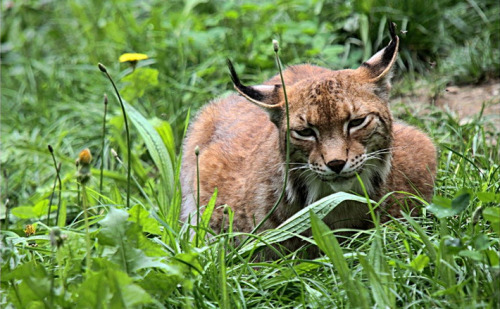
[
  {"left": 348, "top": 117, "right": 367, "bottom": 129},
  {"left": 293, "top": 128, "right": 316, "bottom": 138}
]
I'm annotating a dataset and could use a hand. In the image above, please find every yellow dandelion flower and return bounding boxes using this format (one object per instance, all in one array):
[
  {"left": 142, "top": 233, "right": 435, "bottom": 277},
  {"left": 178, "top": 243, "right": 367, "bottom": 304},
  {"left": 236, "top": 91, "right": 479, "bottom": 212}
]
[
  {"left": 119, "top": 53, "right": 148, "bottom": 63},
  {"left": 25, "top": 224, "right": 36, "bottom": 236}
]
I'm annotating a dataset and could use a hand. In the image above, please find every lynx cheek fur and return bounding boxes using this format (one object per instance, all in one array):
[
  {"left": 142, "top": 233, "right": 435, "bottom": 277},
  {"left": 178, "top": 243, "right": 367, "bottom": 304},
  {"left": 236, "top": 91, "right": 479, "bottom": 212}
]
[{"left": 181, "top": 24, "right": 437, "bottom": 239}]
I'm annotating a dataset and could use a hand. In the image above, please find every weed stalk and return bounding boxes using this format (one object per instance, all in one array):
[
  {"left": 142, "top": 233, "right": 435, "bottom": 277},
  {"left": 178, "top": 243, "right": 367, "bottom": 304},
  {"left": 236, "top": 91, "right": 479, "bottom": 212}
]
[
  {"left": 76, "top": 148, "right": 93, "bottom": 273},
  {"left": 99, "top": 94, "right": 108, "bottom": 197},
  {"left": 3, "top": 171, "right": 9, "bottom": 230},
  {"left": 81, "top": 183, "right": 92, "bottom": 272},
  {"left": 47, "top": 145, "right": 62, "bottom": 226},
  {"left": 244, "top": 39, "right": 291, "bottom": 240},
  {"left": 98, "top": 63, "right": 131, "bottom": 209},
  {"left": 195, "top": 145, "right": 200, "bottom": 246}
]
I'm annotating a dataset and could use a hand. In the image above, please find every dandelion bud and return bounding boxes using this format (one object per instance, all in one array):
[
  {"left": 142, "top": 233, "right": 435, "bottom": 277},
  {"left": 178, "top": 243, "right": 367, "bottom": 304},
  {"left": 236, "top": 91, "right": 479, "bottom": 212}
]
[
  {"left": 48, "top": 144, "right": 54, "bottom": 153},
  {"left": 195, "top": 146, "right": 200, "bottom": 156},
  {"left": 98, "top": 63, "right": 108, "bottom": 73},
  {"left": 76, "top": 148, "right": 92, "bottom": 185},
  {"left": 272, "top": 39, "right": 279, "bottom": 52},
  {"left": 78, "top": 149, "right": 92, "bottom": 165}
]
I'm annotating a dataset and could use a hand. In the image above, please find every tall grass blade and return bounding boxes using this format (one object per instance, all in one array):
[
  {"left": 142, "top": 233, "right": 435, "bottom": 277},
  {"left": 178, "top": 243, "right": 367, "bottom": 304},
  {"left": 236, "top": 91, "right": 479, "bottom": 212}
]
[
  {"left": 310, "top": 212, "right": 370, "bottom": 308},
  {"left": 401, "top": 212, "right": 437, "bottom": 260},
  {"left": 359, "top": 251, "right": 395, "bottom": 307},
  {"left": 218, "top": 238, "right": 230, "bottom": 309},
  {"left": 123, "top": 102, "right": 175, "bottom": 220},
  {"left": 194, "top": 189, "right": 217, "bottom": 246}
]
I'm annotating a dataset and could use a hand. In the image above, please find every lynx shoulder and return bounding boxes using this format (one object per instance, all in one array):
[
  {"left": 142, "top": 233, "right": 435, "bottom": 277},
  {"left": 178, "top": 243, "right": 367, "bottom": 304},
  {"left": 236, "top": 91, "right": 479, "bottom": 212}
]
[{"left": 181, "top": 24, "right": 437, "bottom": 236}]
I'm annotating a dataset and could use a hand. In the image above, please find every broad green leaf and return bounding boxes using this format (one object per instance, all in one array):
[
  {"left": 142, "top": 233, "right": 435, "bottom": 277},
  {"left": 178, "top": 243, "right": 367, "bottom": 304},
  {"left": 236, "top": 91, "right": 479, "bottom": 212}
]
[
  {"left": 175, "top": 252, "right": 203, "bottom": 274},
  {"left": 431, "top": 195, "right": 452, "bottom": 208},
  {"left": 451, "top": 192, "right": 470, "bottom": 212},
  {"left": 98, "top": 207, "right": 129, "bottom": 246},
  {"left": 444, "top": 237, "right": 464, "bottom": 254},
  {"left": 483, "top": 207, "right": 500, "bottom": 234},
  {"left": 151, "top": 117, "right": 176, "bottom": 164},
  {"left": 75, "top": 261, "right": 153, "bottom": 308},
  {"left": 459, "top": 250, "right": 483, "bottom": 261},
  {"left": 483, "top": 207, "right": 500, "bottom": 222},
  {"left": 477, "top": 192, "right": 500, "bottom": 203},
  {"left": 473, "top": 234, "right": 490, "bottom": 251},
  {"left": 10, "top": 206, "right": 37, "bottom": 219},
  {"left": 98, "top": 208, "right": 166, "bottom": 272},
  {"left": 485, "top": 249, "right": 500, "bottom": 266},
  {"left": 410, "top": 254, "right": 430, "bottom": 272},
  {"left": 121, "top": 67, "right": 159, "bottom": 101},
  {"left": 33, "top": 199, "right": 54, "bottom": 217},
  {"left": 427, "top": 192, "right": 470, "bottom": 218},
  {"left": 12, "top": 200, "right": 56, "bottom": 219},
  {"left": 124, "top": 101, "right": 175, "bottom": 220},
  {"left": 138, "top": 271, "right": 183, "bottom": 299},
  {"left": 239, "top": 192, "right": 370, "bottom": 254},
  {"left": 4, "top": 261, "right": 51, "bottom": 308},
  {"left": 128, "top": 205, "right": 161, "bottom": 235}
]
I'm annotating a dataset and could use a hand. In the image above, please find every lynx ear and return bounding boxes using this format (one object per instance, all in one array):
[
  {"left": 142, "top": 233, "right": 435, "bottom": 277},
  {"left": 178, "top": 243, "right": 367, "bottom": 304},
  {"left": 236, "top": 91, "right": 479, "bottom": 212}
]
[
  {"left": 355, "top": 22, "right": 399, "bottom": 100},
  {"left": 227, "top": 59, "right": 283, "bottom": 124}
]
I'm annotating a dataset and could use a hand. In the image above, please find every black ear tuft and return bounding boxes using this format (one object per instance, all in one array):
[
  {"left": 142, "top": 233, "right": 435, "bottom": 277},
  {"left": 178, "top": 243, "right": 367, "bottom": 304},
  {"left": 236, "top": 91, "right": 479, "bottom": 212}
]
[
  {"left": 355, "top": 21, "right": 400, "bottom": 100},
  {"left": 227, "top": 59, "right": 241, "bottom": 87},
  {"left": 360, "top": 21, "right": 399, "bottom": 80},
  {"left": 227, "top": 58, "right": 268, "bottom": 102},
  {"left": 388, "top": 20, "right": 397, "bottom": 41},
  {"left": 378, "top": 22, "right": 399, "bottom": 71}
]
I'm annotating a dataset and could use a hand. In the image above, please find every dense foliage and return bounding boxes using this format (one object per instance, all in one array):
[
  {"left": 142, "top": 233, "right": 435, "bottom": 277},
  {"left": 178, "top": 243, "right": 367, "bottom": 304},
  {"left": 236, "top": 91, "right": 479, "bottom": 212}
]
[{"left": 1, "top": 0, "right": 499, "bottom": 308}]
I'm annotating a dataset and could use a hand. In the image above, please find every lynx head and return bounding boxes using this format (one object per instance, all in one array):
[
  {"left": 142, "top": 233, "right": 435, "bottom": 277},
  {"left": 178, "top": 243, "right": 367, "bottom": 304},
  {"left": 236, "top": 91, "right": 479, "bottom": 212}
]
[{"left": 228, "top": 23, "right": 399, "bottom": 197}]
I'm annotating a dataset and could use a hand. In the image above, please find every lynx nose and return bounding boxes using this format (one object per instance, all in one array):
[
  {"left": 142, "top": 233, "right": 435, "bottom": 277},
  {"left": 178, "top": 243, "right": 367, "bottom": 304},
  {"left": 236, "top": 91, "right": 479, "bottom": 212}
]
[{"left": 327, "top": 160, "right": 346, "bottom": 174}]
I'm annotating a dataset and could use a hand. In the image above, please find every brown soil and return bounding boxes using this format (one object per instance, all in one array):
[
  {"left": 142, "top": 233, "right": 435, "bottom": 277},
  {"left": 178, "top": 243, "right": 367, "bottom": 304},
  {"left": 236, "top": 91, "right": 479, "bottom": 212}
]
[{"left": 393, "top": 79, "right": 500, "bottom": 129}]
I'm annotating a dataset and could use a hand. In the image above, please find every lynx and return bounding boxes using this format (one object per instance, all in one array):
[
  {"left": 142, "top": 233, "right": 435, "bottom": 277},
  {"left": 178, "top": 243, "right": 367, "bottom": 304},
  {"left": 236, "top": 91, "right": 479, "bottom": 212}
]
[{"left": 180, "top": 24, "right": 437, "bottom": 246}]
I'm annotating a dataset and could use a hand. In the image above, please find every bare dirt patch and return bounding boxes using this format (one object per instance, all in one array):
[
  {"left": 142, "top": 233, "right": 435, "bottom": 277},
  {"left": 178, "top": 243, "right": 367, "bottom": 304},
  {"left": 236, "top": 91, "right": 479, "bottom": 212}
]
[
  {"left": 394, "top": 79, "right": 500, "bottom": 129},
  {"left": 439, "top": 81, "right": 500, "bottom": 121}
]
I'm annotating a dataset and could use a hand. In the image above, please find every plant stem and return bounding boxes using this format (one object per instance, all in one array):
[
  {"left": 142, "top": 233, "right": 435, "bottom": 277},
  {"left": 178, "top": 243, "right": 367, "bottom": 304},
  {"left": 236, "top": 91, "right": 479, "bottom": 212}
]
[
  {"left": 98, "top": 63, "right": 131, "bottom": 209},
  {"left": 81, "top": 183, "right": 92, "bottom": 272},
  {"left": 246, "top": 40, "right": 291, "bottom": 237},
  {"left": 47, "top": 172, "right": 58, "bottom": 226},
  {"left": 47, "top": 145, "right": 63, "bottom": 226},
  {"left": 195, "top": 146, "right": 200, "bottom": 246},
  {"left": 77, "top": 183, "right": 80, "bottom": 207},
  {"left": 99, "top": 94, "right": 108, "bottom": 198}
]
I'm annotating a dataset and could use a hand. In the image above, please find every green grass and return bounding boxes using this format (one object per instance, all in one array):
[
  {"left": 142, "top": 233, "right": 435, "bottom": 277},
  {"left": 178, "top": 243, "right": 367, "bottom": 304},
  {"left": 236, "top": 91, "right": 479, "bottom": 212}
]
[{"left": 1, "top": 0, "right": 499, "bottom": 308}]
